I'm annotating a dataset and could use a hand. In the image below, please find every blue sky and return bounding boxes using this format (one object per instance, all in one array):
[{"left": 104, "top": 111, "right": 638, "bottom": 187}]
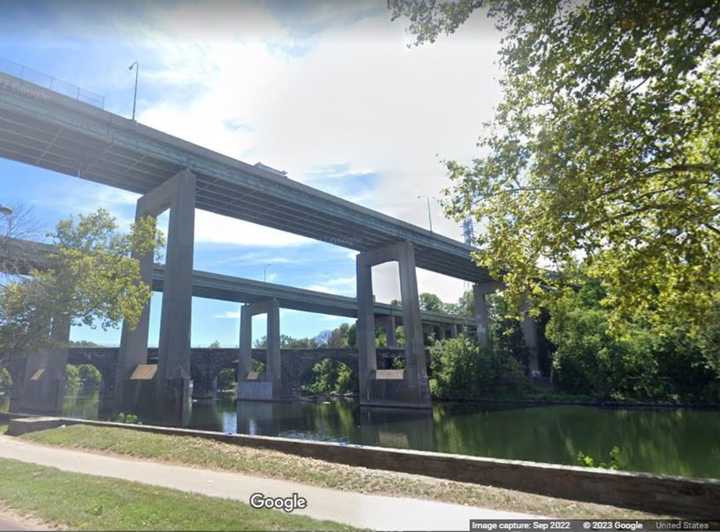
[{"left": 0, "top": 1, "right": 502, "bottom": 347}]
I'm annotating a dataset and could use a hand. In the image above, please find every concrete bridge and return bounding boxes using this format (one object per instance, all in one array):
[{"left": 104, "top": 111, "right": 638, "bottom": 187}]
[
  {"left": 0, "top": 70, "right": 538, "bottom": 423},
  {"left": 7, "top": 346, "right": 406, "bottom": 418}
]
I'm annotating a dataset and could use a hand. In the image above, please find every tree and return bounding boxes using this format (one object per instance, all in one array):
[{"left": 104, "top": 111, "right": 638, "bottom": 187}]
[
  {"left": 0, "top": 209, "right": 162, "bottom": 365},
  {"left": 419, "top": 292, "right": 444, "bottom": 312},
  {"left": 390, "top": 1, "right": 720, "bottom": 353}
]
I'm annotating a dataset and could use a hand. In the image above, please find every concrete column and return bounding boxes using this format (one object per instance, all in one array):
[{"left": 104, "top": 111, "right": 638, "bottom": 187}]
[
  {"left": 356, "top": 241, "right": 430, "bottom": 407},
  {"left": 356, "top": 254, "right": 376, "bottom": 403},
  {"left": 473, "top": 284, "right": 490, "bottom": 348},
  {"left": 473, "top": 281, "right": 503, "bottom": 348},
  {"left": 397, "top": 241, "right": 428, "bottom": 402},
  {"left": 379, "top": 315, "right": 397, "bottom": 347},
  {"left": 157, "top": 171, "right": 195, "bottom": 426},
  {"left": 237, "top": 298, "right": 283, "bottom": 400},
  {"left": 437, "top": 326, "right": 446, "bottom": 340},
  {"left": 116, "top": 197, "right": 155, "bottom": 412},
  {"left": 238, "top": 304, "right": 253, "bottom": 380},
  {"left": 12, "top": 314, "right": 70, "bottom": 415},
  {"left": 520, "top": 301, "right": 541, "bottom": 378},
  {"left": 116, "top": 169, "right": 196, "bottom": 425},
  {"left": 449, "top": 324, "right": 459, "bottom": 338}
]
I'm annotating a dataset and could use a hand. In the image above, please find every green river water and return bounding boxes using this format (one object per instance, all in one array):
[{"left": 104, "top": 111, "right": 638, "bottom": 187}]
[{"left": 45, "top": 393, "right": 720, "bottom": 480}]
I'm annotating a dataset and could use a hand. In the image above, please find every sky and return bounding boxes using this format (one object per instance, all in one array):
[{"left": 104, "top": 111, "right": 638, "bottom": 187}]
[{"left": 0, "top": 0, "right": 503, "bottom": 347}]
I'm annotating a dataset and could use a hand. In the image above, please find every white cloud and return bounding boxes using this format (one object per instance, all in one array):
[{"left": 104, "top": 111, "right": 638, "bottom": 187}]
[
  {"left": 123, "top": 3, "right": 500, "bottom": 302},
  {"left": 194, "top": 210, "right": 312, "bottom": 247},
  {"left": 305, "top": 275, "right": 356, "bottom": 295},
  {"left": 215, "top": 310, "right": 240, "bottom": 319}
]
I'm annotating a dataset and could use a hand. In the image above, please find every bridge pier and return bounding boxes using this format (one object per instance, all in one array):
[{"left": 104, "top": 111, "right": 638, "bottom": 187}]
[
  {"left": 116, "top": 169, "right": 196, "bottom": 425},
  {"left": 357, "top": 241, "right": 430, "bottom": 408},
  {"left": 237, "top": 298, "right": 286, "bottom": 401},
  {"left": 11, "top": 314, "right": 70, "bottom": 416},
  {"left": 520, "top": 300, "right": 541, "bottom": 378}
]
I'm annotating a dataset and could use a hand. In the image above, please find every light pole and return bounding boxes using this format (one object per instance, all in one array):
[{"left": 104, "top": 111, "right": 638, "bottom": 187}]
[
  {"left": 263, "top": 264, "right": 272, "bottom": 283},
  {"left": 128, "top": 61, "right": 139, "bottom": 121},
  {"left": 0, "top": 204, "right": 12, "bottom": 216},
  {"left": 417, "top": 195, "right": 433, "bottom": 233}
]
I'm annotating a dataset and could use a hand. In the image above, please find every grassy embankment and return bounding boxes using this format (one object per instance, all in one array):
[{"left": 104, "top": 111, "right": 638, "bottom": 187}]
[
  {"left": 22, "top": 424, "right": 666, "bottom": 519},
  {"left": 0, "top": 457, "right": 352, "bottom": 530}
]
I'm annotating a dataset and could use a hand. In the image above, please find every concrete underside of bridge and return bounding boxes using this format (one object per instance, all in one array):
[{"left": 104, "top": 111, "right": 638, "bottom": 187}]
[{"left": 0, "top": 71, "right": 541, "bottom": 423}]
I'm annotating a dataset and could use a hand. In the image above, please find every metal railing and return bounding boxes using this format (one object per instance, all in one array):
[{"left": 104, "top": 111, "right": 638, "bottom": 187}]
[{"left": 0, "top": 57, "right": 105, "bottom": 109}]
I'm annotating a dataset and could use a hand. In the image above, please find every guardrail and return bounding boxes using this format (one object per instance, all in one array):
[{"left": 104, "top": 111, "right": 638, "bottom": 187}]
[{"left": 0, "top": 57, "right": 105, "bottom": 109}]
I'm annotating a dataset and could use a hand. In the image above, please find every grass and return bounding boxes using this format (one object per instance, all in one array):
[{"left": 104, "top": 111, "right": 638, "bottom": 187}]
[
  {"left": 0, "top": 457, "right": 352, "bottom": 530},
  {"left": 22, "top": 424, "right": 667, "bottom": 519},
  {"left": 0, "top": 424, "right": 7, "bottom": 435}
]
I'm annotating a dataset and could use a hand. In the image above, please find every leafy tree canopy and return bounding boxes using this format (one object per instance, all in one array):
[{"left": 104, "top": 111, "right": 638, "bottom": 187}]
[
  {"left": 0, "top": 209, "right": 162, "bottom": 361},
  {"left": 390, "top": 1, "right": 720, "bottom": 345}
]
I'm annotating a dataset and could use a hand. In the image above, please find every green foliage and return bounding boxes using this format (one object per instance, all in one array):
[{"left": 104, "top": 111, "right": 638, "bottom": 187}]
[
  {"left": 304, "top": 359, "right": 357, "bottom": 395},
  {"left": 254, "top": 335, "right": 318, "bottom": 349},
  {"left": 217, "top": 368, "right": 236, "bottom": 391},
  {"left": 0, "top": 209, "right": 162, "bottom": 362},
  {"left": 391, "top": 1, "right": 720, "bottom": 370},
  {"left": 576, "top": 446, "right": 624, "bottom": 470},
  {"left": 547, "top": 281, "right": 720, "bottom": 401},
  {"left": 0, "top": 367, "right": 12, "bottom": 391},
  {"left": 64, "top": 364, "right": 102, "bottom": 395},
  {"left": 419, "top": 292, "right": 444, "bottom": 312},
  {"left": 113, "top": 412, "right": 141, "bottom": 425},
  {"left": 429, "top": 335, "right": 527, "bottom": 400},
  {"left": 324, "top": 322, "right": 356, "bottom": 348}
]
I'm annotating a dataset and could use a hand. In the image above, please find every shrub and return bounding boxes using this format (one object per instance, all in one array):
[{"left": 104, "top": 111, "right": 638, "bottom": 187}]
[
  {"left": 0, "top": 367, "right": 11, "bottom": 391},
  {"left": 304, "top": 359, "right": 356, "bottom": 395},
  {"left": 429, "top": 335, "right": 527, "bottom": 400}
]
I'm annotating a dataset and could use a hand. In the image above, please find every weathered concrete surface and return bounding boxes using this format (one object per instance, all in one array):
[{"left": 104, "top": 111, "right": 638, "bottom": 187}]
[
  {"left": 237, "top": 299, "right": 283, "bottom": 400},
  {"left": 0, "top": 71, "right": 493, "bottom": 283},
  {"left": 6, "top": 417, "right": 63, "bottom": 436},
  {"left": 357, "top": 241, "right": 431, "bottom": 408},
  {"left": 0, "top": 435, "right": 542, "bottom": 530}
]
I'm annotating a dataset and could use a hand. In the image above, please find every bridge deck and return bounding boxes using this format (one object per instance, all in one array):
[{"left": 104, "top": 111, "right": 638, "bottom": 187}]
[
  {"left": 0, "top": 72, "right": 489, "bottom": 282},
  {"left": 1, "top": 238, "right": 475, "bottom": 327}
]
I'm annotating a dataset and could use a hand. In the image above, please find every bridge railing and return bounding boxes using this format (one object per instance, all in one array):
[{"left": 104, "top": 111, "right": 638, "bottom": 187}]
[{"left": 0, "top": 57, "right": 105, "bottom": 109}]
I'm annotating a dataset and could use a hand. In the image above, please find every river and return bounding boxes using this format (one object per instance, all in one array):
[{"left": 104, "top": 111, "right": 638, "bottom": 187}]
[{"left": 51, "top": 393, "right": 720, "bottom": 480}]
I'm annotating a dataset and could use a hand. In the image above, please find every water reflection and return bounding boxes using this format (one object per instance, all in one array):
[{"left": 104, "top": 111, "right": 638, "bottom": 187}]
[{"left": 59, "top": 393, "right": 720, "bottom": 479}]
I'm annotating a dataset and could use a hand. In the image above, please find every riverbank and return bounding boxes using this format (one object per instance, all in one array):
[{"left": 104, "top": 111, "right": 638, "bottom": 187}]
[
  {"left": 19, "top": 424, "right": 664, "bottom": 519},
  {"left": 0, "top": 457, "right": 350, "bottom": 530}
]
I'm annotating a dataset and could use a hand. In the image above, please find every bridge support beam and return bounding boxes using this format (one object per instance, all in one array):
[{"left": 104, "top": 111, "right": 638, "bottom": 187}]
[
  {"left": 520, "top": 300, "right": 541, "bottom": 379},
  {"left": 378, "top": 315, "right": 397, "bottom": 348},
  {"left": 237, "top": 298, "right": 284, "bottom": 401},
  {"left": 473, "top": 281, "right": 501, "bottom": 348},
  {"left": 116, "top": 169, "right": 196, "bottom": 425},
  {"left": 356, "top": 241, "right": 430, "bottom": 408},
  {"left": 11, "top": 314, "right": 70, "bottom": 415}
]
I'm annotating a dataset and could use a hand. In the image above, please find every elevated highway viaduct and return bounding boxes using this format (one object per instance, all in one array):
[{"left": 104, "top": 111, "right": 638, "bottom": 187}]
[{"left": 0, "top": 70, "right": 538, "bottom": 423}]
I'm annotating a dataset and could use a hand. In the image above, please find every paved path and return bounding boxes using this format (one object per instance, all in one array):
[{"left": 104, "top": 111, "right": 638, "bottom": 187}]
[
  {"left": 0, "top": 436, "right": 543, "bottom": 530},
  {"left": 0, "top": 516, "right": 26, "bottom": 531}
]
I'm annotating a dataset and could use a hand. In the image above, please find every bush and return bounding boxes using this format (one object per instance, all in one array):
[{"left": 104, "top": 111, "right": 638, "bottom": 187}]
[
  {"left": 217, "top": 368, "right": 236, "bottom": 391},
  {"left": 113, "top": 412, "right": 141, "bottom": 424},
  {"left": 304, "top": 359, "right": 356, "bottom": 395},
  {"left": 0, "top": 367, "right": 11, "bottom": 392},
  {"left": 429, "top": 336, "right": 527, "bottom": 400},
  {"left": 576, "top": 447, "right": 624, "bottom": 470},
  {"left": 65, "top": 364, "right": 102, "bottom": 395},
  {"left": 546, "top": 283, "right": 720, "bottom": 402}
]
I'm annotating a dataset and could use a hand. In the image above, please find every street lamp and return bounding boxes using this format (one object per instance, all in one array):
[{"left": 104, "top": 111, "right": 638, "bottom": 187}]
[
  {"left": 417, "top": 195, "right": 433, "bottom": 233},
  {"left": 128, "top": 61, "right": 139, "bottom": 121},
  {"left": 0, "top": 204, "right": 12, "bottom": 216}
]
